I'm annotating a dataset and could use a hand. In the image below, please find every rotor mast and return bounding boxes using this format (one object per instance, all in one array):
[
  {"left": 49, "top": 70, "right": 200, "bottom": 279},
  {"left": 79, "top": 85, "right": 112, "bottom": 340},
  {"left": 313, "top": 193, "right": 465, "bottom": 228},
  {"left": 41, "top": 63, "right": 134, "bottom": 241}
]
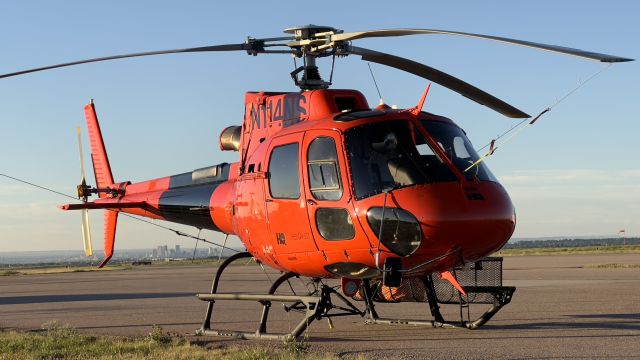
[{"left": 285, "top": 25, "right": 341, "bottom": 90}]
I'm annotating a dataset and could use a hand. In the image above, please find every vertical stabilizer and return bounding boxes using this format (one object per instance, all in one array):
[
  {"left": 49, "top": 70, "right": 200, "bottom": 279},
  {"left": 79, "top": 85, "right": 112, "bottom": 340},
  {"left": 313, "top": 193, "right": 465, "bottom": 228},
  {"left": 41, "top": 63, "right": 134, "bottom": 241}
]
[
  {"left": 98, "top": 210, "right": 118, "bottom": 268},
  {"left": 84, "top": 100, "right": 118, "bottom": 267},
  {"left": 84, "top": 101, "right": 114, "bottom": 196}
]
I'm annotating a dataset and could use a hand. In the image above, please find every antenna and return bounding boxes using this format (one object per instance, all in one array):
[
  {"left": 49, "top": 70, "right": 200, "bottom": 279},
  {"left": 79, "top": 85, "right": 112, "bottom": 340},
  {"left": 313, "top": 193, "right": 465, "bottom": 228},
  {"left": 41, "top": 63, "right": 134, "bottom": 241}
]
[{"left": 367, "top": 63, "right": 384, "bottom": 105}]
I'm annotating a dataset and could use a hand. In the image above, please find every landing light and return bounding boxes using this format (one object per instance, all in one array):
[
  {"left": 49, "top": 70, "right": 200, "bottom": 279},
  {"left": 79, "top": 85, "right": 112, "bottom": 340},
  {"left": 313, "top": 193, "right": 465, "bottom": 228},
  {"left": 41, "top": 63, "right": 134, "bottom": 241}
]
[
  {"left": 367, "top": 207, "right": 422, "bottom": 256},
  {"left": 325, "top": 262, "right": 380, "bottom": 279}
]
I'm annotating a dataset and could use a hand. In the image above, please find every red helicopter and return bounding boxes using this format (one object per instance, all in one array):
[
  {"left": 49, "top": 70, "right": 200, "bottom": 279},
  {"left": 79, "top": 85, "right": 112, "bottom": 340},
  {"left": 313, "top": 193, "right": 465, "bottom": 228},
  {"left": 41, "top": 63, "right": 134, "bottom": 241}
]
[{"left": 2, "top": 25, "right": 632, "bottom": 340}]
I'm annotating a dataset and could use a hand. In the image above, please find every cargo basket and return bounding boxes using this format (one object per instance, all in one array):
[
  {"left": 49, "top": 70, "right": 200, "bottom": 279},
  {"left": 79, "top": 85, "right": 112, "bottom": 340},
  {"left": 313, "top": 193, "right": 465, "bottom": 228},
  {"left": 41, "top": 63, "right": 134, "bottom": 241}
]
[{"left": 432, "top": 257, "right": 504, "bottom": 304}]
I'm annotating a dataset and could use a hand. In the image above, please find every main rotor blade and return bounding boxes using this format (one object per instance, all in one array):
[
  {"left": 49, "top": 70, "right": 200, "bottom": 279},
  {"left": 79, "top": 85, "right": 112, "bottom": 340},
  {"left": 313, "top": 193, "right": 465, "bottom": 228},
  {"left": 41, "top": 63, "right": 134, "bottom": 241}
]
[
  {"left": 334, "top": 29, "right": 634, "bottom": 63},
  {"left": 0, "top": 43, "right": 251, "bottom": 79},
  {"left": 347, "top": 46, "right": 530, "bottom": 118}
]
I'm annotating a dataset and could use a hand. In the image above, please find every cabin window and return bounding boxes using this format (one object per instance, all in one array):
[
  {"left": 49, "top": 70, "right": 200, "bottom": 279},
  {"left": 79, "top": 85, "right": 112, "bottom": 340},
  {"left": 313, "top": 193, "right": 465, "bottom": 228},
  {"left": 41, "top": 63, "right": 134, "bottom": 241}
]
[
  {"left": 316, "top": 208, "right": 355, "bottom": 240},
  {"left": 335, "top": 97, "right": 357, "bottom": 112},
  {"left": 307, "top": 137, "right": 343, "bottom": 201},
  {"left": 268, "top": 143, "right": 300, "bottom": 199}
]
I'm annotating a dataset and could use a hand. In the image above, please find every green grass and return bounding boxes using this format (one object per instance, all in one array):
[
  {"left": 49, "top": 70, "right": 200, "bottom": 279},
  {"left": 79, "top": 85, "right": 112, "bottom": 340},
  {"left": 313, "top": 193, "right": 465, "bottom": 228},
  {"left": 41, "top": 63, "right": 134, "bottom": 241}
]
[
  {"left": 0, "top": 264, "right": 132, "bottom": 277},
  {"left": 497, "top": 245, "right": 640, "bottom": 256},
  {"left": 585, "top": 263, "right": 640, "bottom": 269},
  {"left": 0, "top": 322, "right": 346, "bottom": 360},
  {"left": 148, "top": 258, "right": 243, "bottom": 267},
  {"left": 0, "top": 257, "right": 256, "bottom": 277},
  {"left": 0, "top": 270, "right": 20, "bottom": 276}
]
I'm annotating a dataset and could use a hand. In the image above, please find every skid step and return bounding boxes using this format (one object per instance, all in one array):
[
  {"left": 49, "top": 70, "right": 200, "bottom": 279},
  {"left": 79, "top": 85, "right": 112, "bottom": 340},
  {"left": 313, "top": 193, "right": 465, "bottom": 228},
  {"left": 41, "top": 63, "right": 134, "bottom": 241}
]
[{"left": 196, "top": 293, "right": 320, "bottom": 305}]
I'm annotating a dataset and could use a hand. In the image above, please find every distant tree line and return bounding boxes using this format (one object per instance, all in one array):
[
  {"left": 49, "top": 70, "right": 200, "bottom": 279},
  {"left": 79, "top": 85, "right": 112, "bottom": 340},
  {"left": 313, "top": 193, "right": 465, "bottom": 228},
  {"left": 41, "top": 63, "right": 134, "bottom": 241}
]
[{"left": 504, "top": 237, "right": 640, "bottom": 249}]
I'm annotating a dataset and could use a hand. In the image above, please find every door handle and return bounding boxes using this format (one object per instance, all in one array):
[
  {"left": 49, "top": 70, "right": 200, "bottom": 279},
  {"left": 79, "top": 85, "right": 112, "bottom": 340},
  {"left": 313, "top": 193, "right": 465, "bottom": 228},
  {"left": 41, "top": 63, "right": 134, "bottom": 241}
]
[{"left": 306, "top": 199, "right": 317, "bottom": 206}]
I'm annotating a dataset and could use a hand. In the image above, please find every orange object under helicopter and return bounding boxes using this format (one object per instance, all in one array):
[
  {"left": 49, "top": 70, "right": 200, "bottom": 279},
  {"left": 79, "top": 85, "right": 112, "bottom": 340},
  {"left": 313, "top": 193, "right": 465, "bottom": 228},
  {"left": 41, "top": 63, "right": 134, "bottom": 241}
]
[{"left": 3, "top": 25, "right": 632, "bottom": 340}]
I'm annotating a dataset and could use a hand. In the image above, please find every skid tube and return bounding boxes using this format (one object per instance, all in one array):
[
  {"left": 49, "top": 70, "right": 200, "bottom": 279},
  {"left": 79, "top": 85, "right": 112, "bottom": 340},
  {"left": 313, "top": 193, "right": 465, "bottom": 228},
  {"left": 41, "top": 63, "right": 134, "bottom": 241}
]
[{"left": 195, "top": 252, "right": 364, "bottom": 341}]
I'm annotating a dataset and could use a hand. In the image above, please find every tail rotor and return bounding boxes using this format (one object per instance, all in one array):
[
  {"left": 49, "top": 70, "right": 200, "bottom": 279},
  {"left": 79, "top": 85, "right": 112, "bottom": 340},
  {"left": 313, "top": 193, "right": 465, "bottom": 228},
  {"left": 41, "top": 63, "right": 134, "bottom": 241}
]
[{"left": 76, "top": 127, "right": 93, "bottom": 257}]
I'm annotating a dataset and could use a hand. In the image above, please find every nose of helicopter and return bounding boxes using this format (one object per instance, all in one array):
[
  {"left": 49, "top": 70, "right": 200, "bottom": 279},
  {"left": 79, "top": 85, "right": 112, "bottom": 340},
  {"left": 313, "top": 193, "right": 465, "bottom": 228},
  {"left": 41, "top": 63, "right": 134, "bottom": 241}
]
[{"left": 363, "top": 181, "right": 515, "bottom": 268}]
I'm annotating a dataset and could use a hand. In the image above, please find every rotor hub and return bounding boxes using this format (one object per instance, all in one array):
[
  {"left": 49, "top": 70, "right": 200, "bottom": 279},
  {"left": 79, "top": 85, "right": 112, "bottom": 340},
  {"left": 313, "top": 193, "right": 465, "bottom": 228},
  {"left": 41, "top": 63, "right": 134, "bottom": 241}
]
[
  {"left": 283, "top": 24, "right": 341, "bottom": 41},
  {"left": 284, "top": 25, "right": 341, "bottom": 90}
]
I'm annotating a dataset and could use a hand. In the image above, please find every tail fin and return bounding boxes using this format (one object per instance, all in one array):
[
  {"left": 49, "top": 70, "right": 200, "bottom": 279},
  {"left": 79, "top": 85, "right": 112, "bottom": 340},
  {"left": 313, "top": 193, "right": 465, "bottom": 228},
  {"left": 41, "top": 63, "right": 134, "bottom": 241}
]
[
  {"left": 84, "top": 101, "right": 114, "bottom": 196},
  {"left": 84, "top": 101, "right": 117, "bottom": 267}
]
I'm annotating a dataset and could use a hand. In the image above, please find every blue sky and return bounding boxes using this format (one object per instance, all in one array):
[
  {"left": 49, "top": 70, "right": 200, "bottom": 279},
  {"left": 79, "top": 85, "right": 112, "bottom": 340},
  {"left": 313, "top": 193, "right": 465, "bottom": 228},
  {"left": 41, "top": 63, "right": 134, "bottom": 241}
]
[{"left": 1, "top": 1, "right": 638, "bottom": 252}]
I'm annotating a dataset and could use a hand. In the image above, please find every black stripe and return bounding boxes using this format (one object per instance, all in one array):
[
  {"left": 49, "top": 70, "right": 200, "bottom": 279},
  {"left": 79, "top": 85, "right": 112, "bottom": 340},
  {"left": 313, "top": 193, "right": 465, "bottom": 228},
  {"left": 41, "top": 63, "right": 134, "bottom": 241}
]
[{"left": 158, "top": 163, "right": 231, "bottom": 231}]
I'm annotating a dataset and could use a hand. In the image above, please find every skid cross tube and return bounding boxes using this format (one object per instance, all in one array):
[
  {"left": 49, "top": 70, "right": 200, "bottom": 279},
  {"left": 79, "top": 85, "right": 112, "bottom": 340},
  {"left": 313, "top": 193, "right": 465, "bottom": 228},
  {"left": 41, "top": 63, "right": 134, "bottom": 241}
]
[
  {"left": 258, "top": 271, "right": 301, "bottom": 334},
  {"left": 458, "top": 286, "right": 516, "bottom": 329},
  {"left": 200, "top": 251, "right": 252, "bottom": 331}
]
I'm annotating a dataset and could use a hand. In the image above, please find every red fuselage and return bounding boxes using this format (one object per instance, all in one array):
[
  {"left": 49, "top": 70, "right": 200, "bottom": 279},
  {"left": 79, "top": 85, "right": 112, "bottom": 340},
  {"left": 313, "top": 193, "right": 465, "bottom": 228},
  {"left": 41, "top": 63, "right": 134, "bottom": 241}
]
[{"left": 88, "top": 89, "right": 515, "bottom": 279}]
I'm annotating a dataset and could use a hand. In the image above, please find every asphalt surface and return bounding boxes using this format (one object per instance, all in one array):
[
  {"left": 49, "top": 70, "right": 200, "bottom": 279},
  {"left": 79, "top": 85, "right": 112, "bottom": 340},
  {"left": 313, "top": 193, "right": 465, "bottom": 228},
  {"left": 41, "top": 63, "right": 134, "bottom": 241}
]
[{"left": 1, "top": 254, "right": 639, "bottom": 359}]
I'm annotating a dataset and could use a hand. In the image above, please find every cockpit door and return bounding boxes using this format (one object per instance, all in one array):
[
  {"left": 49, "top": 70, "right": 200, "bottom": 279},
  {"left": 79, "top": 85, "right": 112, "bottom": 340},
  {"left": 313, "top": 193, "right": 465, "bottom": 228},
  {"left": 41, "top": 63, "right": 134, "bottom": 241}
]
[
  {"left": 302, "top": 130, "right": 374, "bottom": 253},
  {"left": 264, "top": 132, "right": 318, "bottom": 254}
]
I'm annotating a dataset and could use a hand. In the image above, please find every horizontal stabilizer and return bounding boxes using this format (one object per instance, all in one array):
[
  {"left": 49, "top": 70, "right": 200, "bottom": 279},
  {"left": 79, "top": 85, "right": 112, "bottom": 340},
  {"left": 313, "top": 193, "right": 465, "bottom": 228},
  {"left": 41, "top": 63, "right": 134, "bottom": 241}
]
[{"left": 59, "top": 201, "right": 147, "bottom": 211}]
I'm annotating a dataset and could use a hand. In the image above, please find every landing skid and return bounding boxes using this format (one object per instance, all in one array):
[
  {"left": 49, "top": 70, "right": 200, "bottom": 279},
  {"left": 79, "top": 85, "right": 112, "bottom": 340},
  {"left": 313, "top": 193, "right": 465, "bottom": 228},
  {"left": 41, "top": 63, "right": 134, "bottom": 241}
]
[
  {"left": 196, "top": 252, "right": 363, "bottom": 341},
  {"left": 195, "top": 253, "right": 515, "bottom": 341}
]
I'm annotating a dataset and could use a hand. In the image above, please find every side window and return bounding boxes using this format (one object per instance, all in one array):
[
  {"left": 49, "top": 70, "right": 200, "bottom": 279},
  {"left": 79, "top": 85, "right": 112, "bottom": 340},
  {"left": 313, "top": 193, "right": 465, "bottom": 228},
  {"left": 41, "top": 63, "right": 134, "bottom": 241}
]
[
  {"left": 315, "top": 208, "right": 355, "bottom": 240},
  {"left": 268, "top": 143, "right": 300, "bottom": 199},
  {"left": 453, "top": 137, "right": 471, "bottom": 159},
  {"left": 307, "top": 137, "right": 343, "bottom": 201}
]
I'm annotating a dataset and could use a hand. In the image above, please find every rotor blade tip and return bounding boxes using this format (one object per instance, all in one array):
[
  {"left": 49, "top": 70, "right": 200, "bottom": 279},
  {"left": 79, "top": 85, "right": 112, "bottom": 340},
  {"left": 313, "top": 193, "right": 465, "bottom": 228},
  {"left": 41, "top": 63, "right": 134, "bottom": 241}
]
[{"left": 605, "top": 57, "right": 634, "bottom": 63}]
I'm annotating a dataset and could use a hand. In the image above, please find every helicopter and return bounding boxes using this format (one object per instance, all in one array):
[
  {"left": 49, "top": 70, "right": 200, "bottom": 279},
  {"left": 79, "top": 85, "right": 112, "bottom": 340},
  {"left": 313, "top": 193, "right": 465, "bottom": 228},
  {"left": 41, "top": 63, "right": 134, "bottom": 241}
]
[{"left": 1, "top": 25, "right": 632, "bottom": 340}]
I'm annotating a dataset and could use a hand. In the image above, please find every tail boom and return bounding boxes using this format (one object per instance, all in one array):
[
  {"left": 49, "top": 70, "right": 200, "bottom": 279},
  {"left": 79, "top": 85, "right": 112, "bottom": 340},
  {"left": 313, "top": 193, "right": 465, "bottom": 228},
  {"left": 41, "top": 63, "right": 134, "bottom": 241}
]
[{"left": 64, "top": 101, "right": 237, "bottom": 267}]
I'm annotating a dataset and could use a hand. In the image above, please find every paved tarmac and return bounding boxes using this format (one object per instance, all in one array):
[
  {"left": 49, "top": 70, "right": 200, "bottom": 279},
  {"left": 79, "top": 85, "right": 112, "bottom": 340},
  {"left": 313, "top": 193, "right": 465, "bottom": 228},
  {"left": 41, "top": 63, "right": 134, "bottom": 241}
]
[{"left": 1, "top": 254, "right": 639, "bottom": 359}]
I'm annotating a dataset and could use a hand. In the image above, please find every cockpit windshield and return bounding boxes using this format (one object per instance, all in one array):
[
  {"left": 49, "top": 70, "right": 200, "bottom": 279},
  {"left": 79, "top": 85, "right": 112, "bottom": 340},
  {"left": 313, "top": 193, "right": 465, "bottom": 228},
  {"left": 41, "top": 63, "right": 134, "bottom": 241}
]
[
  {"left": 345, "top": 121, "right": 455, "bottom": 200},
  {"left": 344, "top": 119, "right": 497, "bottom": 200},
  {"left": 419, "top": 120, "right": 498, "bottom": 183}
]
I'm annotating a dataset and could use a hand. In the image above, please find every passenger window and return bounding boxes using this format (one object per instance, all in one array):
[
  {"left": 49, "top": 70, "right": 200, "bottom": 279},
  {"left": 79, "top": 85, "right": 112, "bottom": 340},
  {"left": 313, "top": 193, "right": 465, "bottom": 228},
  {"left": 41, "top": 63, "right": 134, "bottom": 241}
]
[
  {"left": 307, "top": 137, "right": 343, "bottom": 201},
  {"left": 268, "top": 143, "right": 300, "bottom": 199},
  {"left": 315, "top": 208, "right": 355, "bottom": 240}
]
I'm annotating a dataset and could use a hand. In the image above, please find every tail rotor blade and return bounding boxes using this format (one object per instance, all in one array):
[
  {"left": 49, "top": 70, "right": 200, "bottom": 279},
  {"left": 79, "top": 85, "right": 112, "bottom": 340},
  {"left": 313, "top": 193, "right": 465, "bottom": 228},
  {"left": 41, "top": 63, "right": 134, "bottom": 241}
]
[
  {"left": 76, "top": 127, "right": 88, "bottom": 194},
  {"left": 81, "top": 209, "right": 93, "bottom": 257},
  {"left": 77, "top": 127, "right": 92, "bottom": 257}
]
